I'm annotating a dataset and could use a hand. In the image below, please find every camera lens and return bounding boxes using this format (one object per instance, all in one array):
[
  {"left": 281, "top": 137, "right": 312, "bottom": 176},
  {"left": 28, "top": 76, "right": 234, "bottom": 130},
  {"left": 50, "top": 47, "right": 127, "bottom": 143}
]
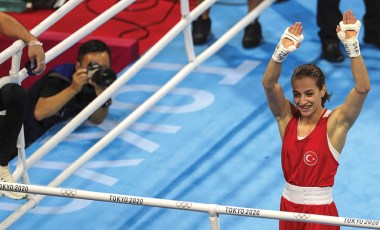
[{"left": 87, "top": 62, "right": 116, "bottom": 87}]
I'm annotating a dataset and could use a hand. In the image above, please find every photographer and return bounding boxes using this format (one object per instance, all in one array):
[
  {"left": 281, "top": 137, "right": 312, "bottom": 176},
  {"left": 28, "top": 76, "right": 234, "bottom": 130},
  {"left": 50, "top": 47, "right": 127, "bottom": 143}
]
[{"left": 24, "top": 39, "right": 116, "bottom": 147}]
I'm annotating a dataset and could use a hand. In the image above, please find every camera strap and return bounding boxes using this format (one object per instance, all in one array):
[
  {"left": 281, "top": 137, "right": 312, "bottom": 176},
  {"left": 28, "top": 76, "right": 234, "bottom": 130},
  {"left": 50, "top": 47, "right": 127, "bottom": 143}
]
[{"left": 46, "top": 71, "right": 71, "bottom": 83}]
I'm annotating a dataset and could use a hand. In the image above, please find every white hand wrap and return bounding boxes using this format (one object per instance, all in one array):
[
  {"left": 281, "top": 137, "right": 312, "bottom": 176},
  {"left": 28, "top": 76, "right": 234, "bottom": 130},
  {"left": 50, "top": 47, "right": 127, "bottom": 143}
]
[
  {"left": 337, "top": 20, "right": 361, "bottom": 57},
  {"left": 272, "top": 27, "right": 304, "bottom": 63}
]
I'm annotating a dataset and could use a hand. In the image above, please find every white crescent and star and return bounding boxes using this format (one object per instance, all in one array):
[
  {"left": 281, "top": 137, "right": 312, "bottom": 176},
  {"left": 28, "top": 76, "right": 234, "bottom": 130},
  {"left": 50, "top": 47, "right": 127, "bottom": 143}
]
[{"left": 304, "top": 151, "right": 318, "bottom": 166}]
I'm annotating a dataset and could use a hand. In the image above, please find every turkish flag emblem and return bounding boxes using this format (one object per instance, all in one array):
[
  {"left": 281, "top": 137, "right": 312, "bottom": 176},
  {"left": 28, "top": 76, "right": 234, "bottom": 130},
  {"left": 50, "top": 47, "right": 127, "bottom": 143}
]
[{"left": 304, "top": 151, "right": 318, "bottom": 166}]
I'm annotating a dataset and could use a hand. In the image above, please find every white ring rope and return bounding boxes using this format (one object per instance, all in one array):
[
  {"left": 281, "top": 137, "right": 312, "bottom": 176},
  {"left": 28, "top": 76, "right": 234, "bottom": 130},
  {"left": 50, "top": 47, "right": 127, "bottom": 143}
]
[{"left": 0, "top": 182, "right": 379, "bottom": 229}]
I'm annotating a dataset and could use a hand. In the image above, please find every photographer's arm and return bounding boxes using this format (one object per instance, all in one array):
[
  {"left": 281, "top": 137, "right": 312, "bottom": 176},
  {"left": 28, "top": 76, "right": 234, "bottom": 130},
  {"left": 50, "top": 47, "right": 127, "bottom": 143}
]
[
  {"left": 34, "top": 87, "right": 78, "bottom": 121},
  {"left": 88, "top": 86, "right": 109, "bottom": 124},
  {"left": 34, "top": 69, "right": 88, "bottom": 121}
]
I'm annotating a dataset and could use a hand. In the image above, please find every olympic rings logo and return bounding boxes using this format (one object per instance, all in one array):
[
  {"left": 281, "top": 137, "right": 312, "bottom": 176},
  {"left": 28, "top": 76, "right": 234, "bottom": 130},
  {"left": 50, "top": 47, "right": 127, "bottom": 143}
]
[
  {"left": 294, "top": 213, "right": 311, "bottom": 220},
  {"left": 176, "top": 201, "right": 192, "bottom": 209},
  {"left": 61, "top": 189, "right": 77, "bottom": 197}
]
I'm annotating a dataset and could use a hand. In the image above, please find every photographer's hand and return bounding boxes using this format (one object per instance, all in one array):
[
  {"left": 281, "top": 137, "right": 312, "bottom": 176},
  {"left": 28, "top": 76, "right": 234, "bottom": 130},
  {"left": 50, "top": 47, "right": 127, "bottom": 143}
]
[{"left": 70, "top": 68, "right": 89, "bottom": 92}]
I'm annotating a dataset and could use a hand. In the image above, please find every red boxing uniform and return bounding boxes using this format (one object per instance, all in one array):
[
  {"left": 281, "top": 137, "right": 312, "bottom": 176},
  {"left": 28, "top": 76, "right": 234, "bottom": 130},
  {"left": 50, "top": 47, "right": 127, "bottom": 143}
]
[{"left": 280, "top": 109, "right": 340, "bottom": 230}]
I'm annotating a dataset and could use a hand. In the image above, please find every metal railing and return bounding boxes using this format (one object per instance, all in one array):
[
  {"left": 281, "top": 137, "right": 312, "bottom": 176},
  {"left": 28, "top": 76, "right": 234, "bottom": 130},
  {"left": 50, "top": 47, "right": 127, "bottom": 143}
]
[{"left": 1, "top": 182, "right": 379, "bottom": 229}]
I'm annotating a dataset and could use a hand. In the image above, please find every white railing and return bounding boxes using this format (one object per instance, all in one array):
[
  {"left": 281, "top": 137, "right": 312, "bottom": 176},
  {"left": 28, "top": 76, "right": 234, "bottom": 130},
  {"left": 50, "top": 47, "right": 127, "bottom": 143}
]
[{"left": 0, "top": 182, "right": 379, "bottom": 229}]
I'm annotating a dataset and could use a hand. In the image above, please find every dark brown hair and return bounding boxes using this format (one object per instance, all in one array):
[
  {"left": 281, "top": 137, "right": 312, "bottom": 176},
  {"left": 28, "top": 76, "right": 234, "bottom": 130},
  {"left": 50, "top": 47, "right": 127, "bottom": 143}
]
[
  {"left": 77, "top": 39, "right": 111, "bottom": 63},
  {"left": 291, "top": 63, "right": 332, "bottom": 107}
]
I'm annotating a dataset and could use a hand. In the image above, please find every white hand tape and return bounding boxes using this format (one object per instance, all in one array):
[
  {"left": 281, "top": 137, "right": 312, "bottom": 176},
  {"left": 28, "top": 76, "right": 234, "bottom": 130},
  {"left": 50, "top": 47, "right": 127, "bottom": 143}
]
[
  {"left": 337, "top": 20, "right": 361, "bottom": 57},
  {"left": 272, "top": 27, "right": 304, "bottom": 63}
]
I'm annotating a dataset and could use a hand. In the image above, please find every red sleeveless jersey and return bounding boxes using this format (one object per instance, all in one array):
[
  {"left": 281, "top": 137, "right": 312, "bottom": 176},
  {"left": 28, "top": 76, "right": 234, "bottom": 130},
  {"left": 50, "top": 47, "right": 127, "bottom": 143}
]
[{"left": 281, "top": 109, "right": 339, "bottom": 187}]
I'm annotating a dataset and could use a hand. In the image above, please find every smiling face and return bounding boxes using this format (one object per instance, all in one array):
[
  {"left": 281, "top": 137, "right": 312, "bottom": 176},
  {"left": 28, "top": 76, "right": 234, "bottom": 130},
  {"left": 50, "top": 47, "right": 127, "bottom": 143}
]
[
  {"left": 292, "top": 77, "right": 326, "bottom": 118},
  {"left": 290, "top": 64, "right": 331, "bottom": 119}
]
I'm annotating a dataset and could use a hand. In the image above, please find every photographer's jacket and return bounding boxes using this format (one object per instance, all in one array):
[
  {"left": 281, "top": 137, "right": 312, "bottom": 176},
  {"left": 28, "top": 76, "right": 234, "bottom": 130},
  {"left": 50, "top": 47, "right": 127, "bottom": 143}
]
[{"left": 24, "top": 63, "right": 97, "bottom": 147}]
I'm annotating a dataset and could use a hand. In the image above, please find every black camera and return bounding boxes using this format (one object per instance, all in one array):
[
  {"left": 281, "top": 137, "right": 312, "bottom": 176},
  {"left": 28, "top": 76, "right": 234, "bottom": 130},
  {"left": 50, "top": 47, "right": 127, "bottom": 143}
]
[{"left": 87, "top": 62, "right": 117, "bottom": 87}]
